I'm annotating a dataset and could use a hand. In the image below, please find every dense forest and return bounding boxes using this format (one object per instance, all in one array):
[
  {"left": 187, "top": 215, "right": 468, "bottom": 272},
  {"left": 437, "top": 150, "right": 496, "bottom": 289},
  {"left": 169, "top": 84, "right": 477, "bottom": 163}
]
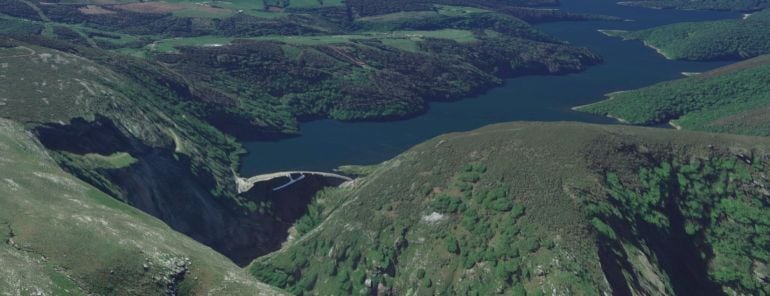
[
  {"left": 155, "top": 30, "right": 600, "bottom": 126},
  {"left": 577, "top": 55, "right": 770, "bottom": 136},
  {"left": 605, "top": 8, "right": 770, "bottom": 61}
]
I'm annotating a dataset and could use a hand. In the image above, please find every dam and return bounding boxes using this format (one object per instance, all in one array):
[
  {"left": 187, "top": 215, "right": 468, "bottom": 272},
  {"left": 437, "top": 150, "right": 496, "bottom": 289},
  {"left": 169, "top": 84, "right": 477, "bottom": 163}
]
[{"left": 236, "top": 171, "right": 353, "bottom": 193}]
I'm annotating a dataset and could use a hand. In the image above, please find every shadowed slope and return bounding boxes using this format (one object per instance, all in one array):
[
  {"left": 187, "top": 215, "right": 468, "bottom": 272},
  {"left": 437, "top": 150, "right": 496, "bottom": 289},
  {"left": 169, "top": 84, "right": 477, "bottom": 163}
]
[{"left": 0, "top": 118, "right": 285, "bottom": 295}]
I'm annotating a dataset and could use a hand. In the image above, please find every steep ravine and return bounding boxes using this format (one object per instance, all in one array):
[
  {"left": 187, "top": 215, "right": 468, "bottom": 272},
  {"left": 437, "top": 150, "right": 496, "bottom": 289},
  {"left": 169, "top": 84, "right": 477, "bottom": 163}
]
[
  {"left": 595, "top": 204, "right": 723, "bottom": 295},
  {"left": 33, "top": 116, "right": 347, "bottom": 266}
]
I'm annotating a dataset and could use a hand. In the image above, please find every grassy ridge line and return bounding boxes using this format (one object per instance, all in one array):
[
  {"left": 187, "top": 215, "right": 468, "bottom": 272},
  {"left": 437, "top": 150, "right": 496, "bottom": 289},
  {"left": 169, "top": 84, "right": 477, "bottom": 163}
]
[
  {"left": 0, "top": 118, "right": 285, "bottom": 295},
  {"left": 576, "top": 55, "right": 770, "bottom": 136}
]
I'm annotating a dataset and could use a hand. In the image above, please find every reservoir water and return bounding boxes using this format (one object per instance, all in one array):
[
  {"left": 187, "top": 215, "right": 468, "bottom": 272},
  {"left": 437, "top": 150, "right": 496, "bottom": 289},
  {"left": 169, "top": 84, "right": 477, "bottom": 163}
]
[{"left": 240, "top": 0, "right": 738, "bottom": 176}]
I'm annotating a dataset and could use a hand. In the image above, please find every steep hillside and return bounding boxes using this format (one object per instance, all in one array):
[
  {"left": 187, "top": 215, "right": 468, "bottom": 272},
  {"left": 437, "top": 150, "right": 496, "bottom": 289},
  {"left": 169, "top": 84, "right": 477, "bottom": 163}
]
[
  {"left": 0, "top": 118, "right": 284, "bottom": 295},
  {"left": 577, "top": 55, "right": 770, "bottom": 136},
  {"left": 250, "top": 122, "right": 770, "bottom": 295},
  {"left": 0, "top": 36, "right": 338, "bottom": 266},
  {"left": 0, "top": 0, "right": 611, "bottom": 266},
  {"left": 601, "top": 9, "right": 770, "bottom": 61}
]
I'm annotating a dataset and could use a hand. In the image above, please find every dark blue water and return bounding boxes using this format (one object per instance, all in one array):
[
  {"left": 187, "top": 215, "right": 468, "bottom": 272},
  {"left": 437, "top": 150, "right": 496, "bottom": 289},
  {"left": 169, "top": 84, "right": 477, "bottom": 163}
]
[{"left": 239, "top": 0, "right": 739, "bottom": 176}]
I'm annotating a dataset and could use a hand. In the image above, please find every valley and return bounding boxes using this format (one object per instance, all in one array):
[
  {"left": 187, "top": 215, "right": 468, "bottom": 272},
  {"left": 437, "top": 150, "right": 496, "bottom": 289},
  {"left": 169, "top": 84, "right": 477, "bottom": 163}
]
[
  {"left": 240, "top": 0, "right": 736, "bottom": 175},
  {"left": 1, "top": 0, "right": 769, "bottom": 295}
]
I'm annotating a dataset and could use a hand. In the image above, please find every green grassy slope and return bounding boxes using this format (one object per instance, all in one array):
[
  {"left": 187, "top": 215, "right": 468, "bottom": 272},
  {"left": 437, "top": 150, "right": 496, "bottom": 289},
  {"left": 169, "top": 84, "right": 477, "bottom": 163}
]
[
  {"left": 250, "top": 122, "right": 770, "bottom": 295},
  {"left": 0, "top": 43, "right": 120, "bottom": 123},
  {"left": 577, "top": 55, "right": 770, "bottom": 136},
  {"left": 0, "top": 118, "right": 284, "bottom": 295},
  {"left": 0, "top": 36, "right": 257, "bottom": 192},
  {"left": 602, "top": 9, "right": 770, "bottom": 61}
]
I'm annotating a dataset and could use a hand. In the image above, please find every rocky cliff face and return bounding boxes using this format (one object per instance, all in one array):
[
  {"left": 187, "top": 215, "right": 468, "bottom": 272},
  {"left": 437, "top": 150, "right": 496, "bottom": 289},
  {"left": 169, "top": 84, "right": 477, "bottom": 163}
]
[{"left": 34, "top": 116, "right": 348, "bottom": 266}]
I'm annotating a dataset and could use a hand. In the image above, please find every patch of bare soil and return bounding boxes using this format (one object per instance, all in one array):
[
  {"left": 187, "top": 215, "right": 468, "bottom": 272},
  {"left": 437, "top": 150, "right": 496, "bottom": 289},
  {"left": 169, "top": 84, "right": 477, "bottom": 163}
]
[
  {"left": 113, "top": 2, "right": 186, "bottom": 13},
  {"left": 79, "top": 4, "right": 115, "bottom": 15}
]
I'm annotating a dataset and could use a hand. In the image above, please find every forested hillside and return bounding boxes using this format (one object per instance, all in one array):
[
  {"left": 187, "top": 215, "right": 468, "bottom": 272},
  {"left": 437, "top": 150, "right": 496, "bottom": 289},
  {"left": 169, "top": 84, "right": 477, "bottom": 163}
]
[
  {"left": 0, "top": 0, "right": 608, "bottom": 129},
  {"left": 602, "top": 9, "right": 770, "bottom": 61},
  {"left": 577, "top": 55, "right": 770, "bottom": 136},
  {"left": 250, "top": 122, "right": 770, "bottom": 295}
]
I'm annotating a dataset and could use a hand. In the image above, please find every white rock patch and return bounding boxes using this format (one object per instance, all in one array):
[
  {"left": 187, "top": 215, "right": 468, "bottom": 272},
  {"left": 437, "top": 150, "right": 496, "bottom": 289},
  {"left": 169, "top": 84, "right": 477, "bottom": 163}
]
[
  {"left": 421, "top": 212, "right": 445, "bottom": 224},
  {"left": 3, "top": 178, "right": 20, "bottom": 192}
]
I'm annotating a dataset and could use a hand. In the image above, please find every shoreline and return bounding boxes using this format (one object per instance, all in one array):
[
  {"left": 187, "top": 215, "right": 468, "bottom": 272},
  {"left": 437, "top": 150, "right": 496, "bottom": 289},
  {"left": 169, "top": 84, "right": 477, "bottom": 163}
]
[
  {"left": 571, "top": 98, "right": 630, "bottom": 125},
  {"left": 597, "top": 29, "right": 629, "bottom": 37},
  {"left": 607, "top": 113, "right": 629, "bottom": 124},
  {"left": 642, "top": 41, "right": 674, "bottom": 60},
  {"left": 669, "top": 120, "right": 683, "bottom": 130},
  {"left": 596, "top": 29, "right": 675, "bottom": 60},
  {"left": 572, "top": 90, "right": 629, "bottom": 111},
  {"left": 571, "top": 91, "right": 634, "bottom": 125},
  {"left": 240, "top": 0, "right": 737, "bottom": 175}
]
